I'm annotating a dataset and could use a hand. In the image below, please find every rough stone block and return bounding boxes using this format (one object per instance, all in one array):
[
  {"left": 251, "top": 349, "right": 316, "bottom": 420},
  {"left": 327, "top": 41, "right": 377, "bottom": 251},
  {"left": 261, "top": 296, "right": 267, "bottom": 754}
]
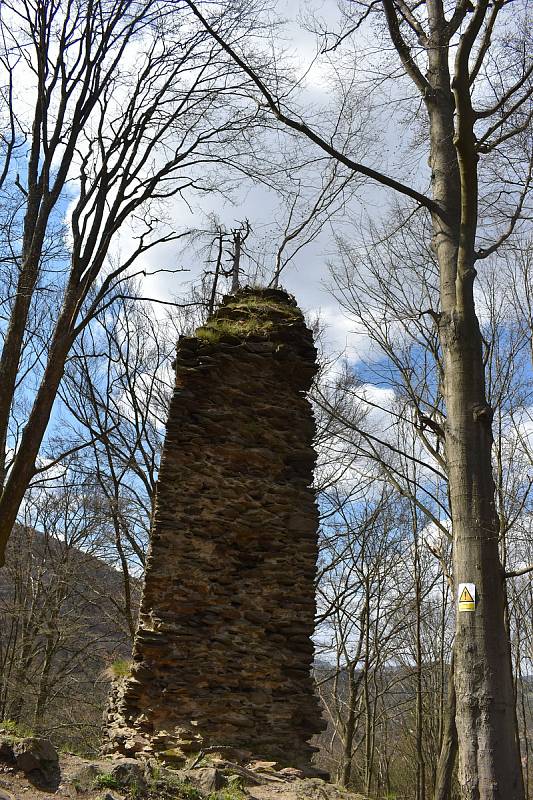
[{"left": 180, "top": 766, "right": 227, "bottom": 792}]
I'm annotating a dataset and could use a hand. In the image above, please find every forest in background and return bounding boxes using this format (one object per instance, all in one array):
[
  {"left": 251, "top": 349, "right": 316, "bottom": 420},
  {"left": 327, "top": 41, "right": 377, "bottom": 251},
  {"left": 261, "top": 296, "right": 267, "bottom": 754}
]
[
  {"left": 1, "top": 271, "right": 531, "bottom": 798},
  {"left": 0, "top": 0, "right": 531, "bottom": 798}
]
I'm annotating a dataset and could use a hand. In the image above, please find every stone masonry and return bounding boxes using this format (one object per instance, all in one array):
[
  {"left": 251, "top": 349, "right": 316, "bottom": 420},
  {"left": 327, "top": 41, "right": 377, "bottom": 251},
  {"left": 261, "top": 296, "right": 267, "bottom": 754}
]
[{"left": 104, "top": 287, "right": 325, "bottom": 768}]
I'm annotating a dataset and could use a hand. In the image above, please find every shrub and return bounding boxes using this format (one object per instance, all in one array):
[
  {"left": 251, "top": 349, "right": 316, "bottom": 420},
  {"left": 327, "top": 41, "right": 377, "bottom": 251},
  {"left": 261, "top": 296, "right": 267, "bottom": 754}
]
[
  {"left": 105, "top": 658, "right": 132, "bottom": 679},
  {"left": 94, "top": 773, "right": 121, "bottom": 790}
]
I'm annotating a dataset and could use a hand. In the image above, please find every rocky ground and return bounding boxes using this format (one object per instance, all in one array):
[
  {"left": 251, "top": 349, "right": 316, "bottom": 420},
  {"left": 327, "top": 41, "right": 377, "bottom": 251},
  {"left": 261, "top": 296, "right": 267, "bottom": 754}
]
[{"left": 0, "top": 728, "right": 366, "bottom": 800}]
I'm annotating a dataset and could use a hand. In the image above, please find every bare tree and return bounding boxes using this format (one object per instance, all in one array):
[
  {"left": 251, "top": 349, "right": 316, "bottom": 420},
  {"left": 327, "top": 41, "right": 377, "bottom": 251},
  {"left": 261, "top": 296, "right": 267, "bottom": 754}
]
[
  {"left": 316, "top": 485, "right": 403, "bottom": 790},
  {"left": 0, "top": 0, "right": 268, "bottom": 564},
  {"left": 185, "top": 1, "right": 532, "bottom": 791},
  {"left": 0, "top": 477, "right": 133, "bottom": 750},
  {"left": 59, "top": 292, "right": 176, "bottom": 636},
  {"left": 317, "top": 214, "right": 533, "bottom": 796}
]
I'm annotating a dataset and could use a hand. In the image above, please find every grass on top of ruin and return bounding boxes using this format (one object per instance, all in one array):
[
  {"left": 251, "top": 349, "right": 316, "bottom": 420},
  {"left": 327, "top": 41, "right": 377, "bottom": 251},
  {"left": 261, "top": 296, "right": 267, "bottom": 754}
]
[
  {"left": 226, "top": 294, "right": 300, "bottom": 316},
  {"left": 196, "top": 295, "right": 302, "bottom": 343}
]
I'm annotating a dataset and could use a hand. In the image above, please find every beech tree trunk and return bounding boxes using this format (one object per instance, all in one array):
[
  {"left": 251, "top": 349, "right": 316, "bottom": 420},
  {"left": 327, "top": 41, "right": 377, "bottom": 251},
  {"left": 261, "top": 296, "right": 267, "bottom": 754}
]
[
  {"left": 423, "top": 2, "right": 524, "bottom": 792},
  {"left": 441, "top": 310, "right": 523, "bottom": 796}
]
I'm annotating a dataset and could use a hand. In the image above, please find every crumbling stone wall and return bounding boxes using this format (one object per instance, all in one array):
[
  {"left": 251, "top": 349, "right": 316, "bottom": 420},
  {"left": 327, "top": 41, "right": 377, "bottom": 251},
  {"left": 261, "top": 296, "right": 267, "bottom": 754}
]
[{"left": 104, "top": 288, "right": 324, "bottom": 768}]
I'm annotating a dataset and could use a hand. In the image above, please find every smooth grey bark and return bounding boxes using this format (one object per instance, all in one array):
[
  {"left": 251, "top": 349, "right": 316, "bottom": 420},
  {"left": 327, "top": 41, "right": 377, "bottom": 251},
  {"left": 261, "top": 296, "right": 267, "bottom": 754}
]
[{"left": 423, "top": 2, "right": 524, "bottom": 793}]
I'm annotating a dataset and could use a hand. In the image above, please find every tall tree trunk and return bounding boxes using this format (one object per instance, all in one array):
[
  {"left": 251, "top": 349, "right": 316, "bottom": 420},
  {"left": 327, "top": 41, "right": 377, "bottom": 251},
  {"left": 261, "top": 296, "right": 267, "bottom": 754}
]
[
  {"left": 363, "top": 585, "right": 373, "bottom": 797},
  {"left": 231, "top": 230, "right": 241, "bottom": 293},
  {"left": 208, "top": 232, "right": 224, "bottom": 316},
  {"left": 33, "top": 633, "right": 56, "bottom": 731},
  {"left": 423, "top": 2, "right": 524, "bottom": 792},
  {"left": 339, "top": 665, "right": 358, "bottom": 788},
  {"left": 517, "top": 644, "right": 530, "bottom": 795},
  {"left": 433, "top": 651, "right": 457, "bottom": 800},
  {"left": 0, "top": 251, "right": 43, "bottom": 489},
  {"left": 0, "top": 296, "right": 76, "bottom": 565},
  {"left": 438, "top": 226, "right": 524, "bottom": 798},
  {"left": 9, "top": 642, "right": 35, "bottom": 724},
  {"left": 415, "top": 556, "right": 426, "bottom": 800}
]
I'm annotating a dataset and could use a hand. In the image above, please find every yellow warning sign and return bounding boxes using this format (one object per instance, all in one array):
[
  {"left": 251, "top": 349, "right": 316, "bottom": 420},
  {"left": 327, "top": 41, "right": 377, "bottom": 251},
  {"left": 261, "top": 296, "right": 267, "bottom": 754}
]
[
  {"left": 459, "top": 586, "right": 474, "bottom": 603},
  {"left": 458, "top": 582, "right": 476, "bottom": 612}
]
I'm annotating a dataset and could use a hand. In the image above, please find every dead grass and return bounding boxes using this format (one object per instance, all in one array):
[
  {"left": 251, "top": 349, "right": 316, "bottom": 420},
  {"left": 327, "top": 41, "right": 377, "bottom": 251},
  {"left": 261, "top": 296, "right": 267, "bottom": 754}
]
[{"left": 196, "top": 295, "right": 301, "bottom": 343}]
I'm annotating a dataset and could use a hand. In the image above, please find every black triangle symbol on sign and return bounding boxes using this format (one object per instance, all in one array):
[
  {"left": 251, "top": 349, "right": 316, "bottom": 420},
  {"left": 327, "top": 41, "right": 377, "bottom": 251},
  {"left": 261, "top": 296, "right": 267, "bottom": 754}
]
[{"left": 460, "top": 587, "right": 474, "bottom": 603}]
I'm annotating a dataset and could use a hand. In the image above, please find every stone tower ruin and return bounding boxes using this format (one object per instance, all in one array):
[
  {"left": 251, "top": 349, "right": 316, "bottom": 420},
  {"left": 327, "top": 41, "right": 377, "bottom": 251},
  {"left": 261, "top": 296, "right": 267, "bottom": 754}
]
[{"left": 104, "top": 287, "right": 324, "bottom": 768}]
